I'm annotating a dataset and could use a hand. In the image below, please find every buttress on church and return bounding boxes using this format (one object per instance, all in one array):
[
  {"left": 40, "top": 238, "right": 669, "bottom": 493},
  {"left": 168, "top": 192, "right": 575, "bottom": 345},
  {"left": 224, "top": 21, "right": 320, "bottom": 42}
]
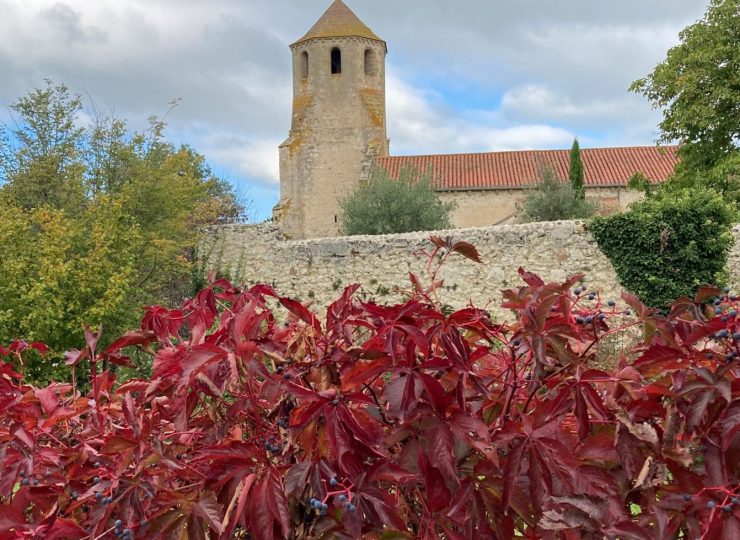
[{"left": 272, "top": 0, "right": 679, "bottom": 239}]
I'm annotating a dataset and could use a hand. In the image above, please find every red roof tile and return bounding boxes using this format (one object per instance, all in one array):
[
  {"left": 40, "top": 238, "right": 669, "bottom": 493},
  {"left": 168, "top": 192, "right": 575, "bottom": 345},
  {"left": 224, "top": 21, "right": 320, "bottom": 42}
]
[{"left": 375, "top": 146, "right": 680, "bottom": 190}]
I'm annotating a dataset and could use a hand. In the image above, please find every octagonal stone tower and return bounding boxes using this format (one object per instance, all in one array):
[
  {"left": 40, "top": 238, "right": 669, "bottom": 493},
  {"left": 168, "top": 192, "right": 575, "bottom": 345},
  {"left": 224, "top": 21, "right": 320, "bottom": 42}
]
[{"left": 273, "top": 0, "right": 389, "bottom": 239}]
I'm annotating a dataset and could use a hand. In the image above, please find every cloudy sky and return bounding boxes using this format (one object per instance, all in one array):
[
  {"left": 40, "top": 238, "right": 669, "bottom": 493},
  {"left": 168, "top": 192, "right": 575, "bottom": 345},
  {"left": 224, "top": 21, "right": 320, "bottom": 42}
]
[{"left": 0, "top": 0, "right": 709, "bottom": 219}]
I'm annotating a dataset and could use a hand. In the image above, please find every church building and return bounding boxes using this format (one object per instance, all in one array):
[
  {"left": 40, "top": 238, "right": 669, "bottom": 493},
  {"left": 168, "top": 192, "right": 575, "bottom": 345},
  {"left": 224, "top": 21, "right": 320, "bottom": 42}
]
[{"left": 273, "top": 0, "right": 679, "bottom": 239}]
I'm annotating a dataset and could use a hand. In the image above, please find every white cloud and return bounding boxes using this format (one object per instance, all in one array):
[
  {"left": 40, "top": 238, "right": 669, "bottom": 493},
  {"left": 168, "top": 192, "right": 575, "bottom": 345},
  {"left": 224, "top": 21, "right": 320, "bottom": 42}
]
[
  {"left": 501, "top": 84, "right": 624, "bottom": 119},
  {"left": 201, "top": 134, "right": 281, "bottom": 184},
  {"left": 387, "top": 72, "right": 573, "bottom": 155}
]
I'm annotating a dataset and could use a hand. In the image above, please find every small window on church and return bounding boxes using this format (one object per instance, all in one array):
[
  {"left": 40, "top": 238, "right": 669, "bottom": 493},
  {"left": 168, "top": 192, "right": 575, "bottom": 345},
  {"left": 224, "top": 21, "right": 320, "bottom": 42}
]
[
  {"left": 364, "top": 49, "right": 377, "bottom": 76},
  {"left": 331, "top": 47, "right": 342, "bottom": 74},
  {"left": 300, "top": 51, "right": 309, "bottom": 79}
]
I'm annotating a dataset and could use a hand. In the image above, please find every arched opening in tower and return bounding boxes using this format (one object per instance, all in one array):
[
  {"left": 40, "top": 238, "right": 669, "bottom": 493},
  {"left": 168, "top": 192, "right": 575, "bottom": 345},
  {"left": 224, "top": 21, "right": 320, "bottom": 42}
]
[
  {"left": 330, "top": 47, "right": 342, "bottom": 74},
  {"left": 300, "top": 51, "right": 309, "bottom": 79},
  {"left": 364, "top": 49, "right": 377, "bottom": 76}
]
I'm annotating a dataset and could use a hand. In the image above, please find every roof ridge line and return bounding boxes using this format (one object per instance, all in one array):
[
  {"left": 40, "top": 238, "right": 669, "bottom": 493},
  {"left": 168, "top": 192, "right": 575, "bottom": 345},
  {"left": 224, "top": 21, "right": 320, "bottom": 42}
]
[{"left": 376, "top": 145, "right": 680, "bottom": 160}]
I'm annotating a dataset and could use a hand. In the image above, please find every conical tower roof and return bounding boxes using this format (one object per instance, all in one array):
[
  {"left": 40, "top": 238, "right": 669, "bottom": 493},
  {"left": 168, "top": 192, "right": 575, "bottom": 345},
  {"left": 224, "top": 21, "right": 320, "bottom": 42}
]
[{"left": 293, "top": 0, "right": 383, "bottom": 46}]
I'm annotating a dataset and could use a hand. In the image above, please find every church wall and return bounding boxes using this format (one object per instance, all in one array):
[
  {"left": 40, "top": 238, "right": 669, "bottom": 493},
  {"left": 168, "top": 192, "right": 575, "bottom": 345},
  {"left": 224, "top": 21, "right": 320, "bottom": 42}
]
[
  {"left": 439, "top": 186, "right": 646, "bottom": 229},
  {"left": 198, "top": 221, "right": 740, "bottom": 321}
]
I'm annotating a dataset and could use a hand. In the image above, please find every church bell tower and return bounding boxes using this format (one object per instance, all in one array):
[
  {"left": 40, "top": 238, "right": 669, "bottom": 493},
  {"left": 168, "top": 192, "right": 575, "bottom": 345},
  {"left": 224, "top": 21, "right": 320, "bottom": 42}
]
[{"left": 273, "top": 0, "right": 388, "bottom": 239}]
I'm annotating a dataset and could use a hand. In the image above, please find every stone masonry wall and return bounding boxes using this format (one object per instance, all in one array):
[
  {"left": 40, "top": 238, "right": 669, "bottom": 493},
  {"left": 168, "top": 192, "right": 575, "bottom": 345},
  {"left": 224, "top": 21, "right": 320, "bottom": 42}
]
[
  {"left": 440, "top": 187, "right": 645, "bottom": 229},
  {"left": 198, "top": 221, "right": 740, "bottom": 320}
]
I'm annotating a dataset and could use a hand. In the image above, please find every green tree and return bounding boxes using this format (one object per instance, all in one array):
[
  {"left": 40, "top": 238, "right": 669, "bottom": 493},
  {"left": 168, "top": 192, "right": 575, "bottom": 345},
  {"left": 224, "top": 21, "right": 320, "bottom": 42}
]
[
  {"left": 0, "top": 81, "right": 87, "bottom": 211},
  {"left": 0, "top": 194, "right": 142, "bottom": 384},
  {"left": 630, "top": 0, "right": 739, "bottom": 205},
  {"left": 0, "top": 81, "right": 246, "bottom": 382},
  {"left": 518, "top": 166, "right": 596, "bottom": 222},
  {"left": 568, "top": 138, "right": 585, "bottom": 201},
  {"left": 340, "top": 165, "right": 455, "bottom": 236}
]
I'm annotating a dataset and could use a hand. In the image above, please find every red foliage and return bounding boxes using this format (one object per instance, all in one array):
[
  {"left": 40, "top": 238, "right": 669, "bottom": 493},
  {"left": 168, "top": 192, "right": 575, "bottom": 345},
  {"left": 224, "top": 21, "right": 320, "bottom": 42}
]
[{"left": 1, "top": 253, "right": 739, "bottom": 539}]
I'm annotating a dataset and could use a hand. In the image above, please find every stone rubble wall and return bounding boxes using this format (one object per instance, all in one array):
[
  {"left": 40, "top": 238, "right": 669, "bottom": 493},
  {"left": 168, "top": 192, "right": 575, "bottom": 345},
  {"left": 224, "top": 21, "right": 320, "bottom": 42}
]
[{"left": 198, "top": 221, "right": 740, "bottom": 320}]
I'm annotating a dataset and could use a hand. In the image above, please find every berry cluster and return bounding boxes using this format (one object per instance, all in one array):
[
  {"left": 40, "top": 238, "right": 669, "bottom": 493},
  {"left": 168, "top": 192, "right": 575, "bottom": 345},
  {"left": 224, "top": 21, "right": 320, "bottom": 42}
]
[
  {"left": 113, "top": 519, "right": 133, "bottom": 538},
  {"left": 264, "top": 434, "right": 283, "bottom": 454},
  {"left": 571, "top": 285, "right": 631, "bottom": 325},
  {"left": 682, "top": 488, "right": 739, "bottom": 517},
  {"left": 711, "top": 287, "right": 739, "bottom": 363},
  {"left": 306, "top": 476, "right": 357, "bottom": 519}
]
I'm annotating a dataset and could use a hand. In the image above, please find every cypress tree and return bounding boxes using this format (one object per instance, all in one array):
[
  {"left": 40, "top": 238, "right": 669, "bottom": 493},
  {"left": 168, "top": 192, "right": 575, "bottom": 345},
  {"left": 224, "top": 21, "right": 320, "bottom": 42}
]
[{"left": 569, "top": 138, "right": 585, "bottom": 201}]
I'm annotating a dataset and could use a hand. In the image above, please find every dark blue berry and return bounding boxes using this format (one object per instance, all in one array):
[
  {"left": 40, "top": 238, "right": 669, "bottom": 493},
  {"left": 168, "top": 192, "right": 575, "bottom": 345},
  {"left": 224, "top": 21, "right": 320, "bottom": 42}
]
[
  {"left": 732, "top": 497, "right": 740, "bottom": 505},
  {"left": 329, "top": 478, "right": 338, "bottom": 487},
  {"left": 607, "top": 300, "right": 616, "bottom": 307},
  {"left": 576, "top": 317, "right": 584, "bottom": 324},
  {"left": 729, "top": 310, "right": 738, "bottom": 317},
  {"left": 574, "top": 287, "right": 581, "bottom": 295},
  {"left": 598, "top": 313, "right": 606, "bottom": 320},
  {"left": 72, "top": 490, "right": 79, "bottom": 498},
  {"left": 19, "top": 470, "right": 25, "bottom": 477},
  {"left": 32, "top": 479, "right": 39, "bottom": 486},
  {"left": 724, "top": 287, "right": 731, "bottom": 294},
  {"left": 717, "top": 330, "right": 729, "bottom": 338},
  {"left": 338, "top": 494, "right": 346, "bottom": 502},
  {"left": 348, "top": 504, "right": 356, "bottom": 512},
  {"left": 714, "top": 298, "right": 722, "bottom": 305},
  {"left": 683, "top": 494, "right": 692, "bottom": 501},
  {"left": 115, "top": 520, "right": 122, "bottom": 528},
  {"left": 707, "top": 501, "right": 716, "bottom": 509},
  {"left": 512, "top": 339, "right": 520, "bottom": 347},
  {"left": 21, "top": 478, "right": 29, "bottom": 485},
  {"left": 625, "top": 309, "right": 631, "bottom": 316},
  {"left": 95, "top": 492, "right": 103, "bottom": 500},
  {"left": 585, "top": 316, "right": 593, "bottom": 324},
  {"left": 93, "top": 476, "right": 101, "bottom": 484},
  {"left": 319, "top": 509, "right": 327, "bottom": 516},
  {"left": 733, "top": 332, "right": 740, "bottom": 341},
  {"left": 723, "top": 504, "right": 732, "bottom": 513},
  {"left": 588, "top": 294, "right": 595, "bottom": 301},
  {"left": 331, "top": 399, "right": 339, "bottom": 406},
  {"left": 283, "top": 373, "right": 290, "bottom": 380},
  {"left": 310, "top": 498, "right": 317, "bottom": 505}
]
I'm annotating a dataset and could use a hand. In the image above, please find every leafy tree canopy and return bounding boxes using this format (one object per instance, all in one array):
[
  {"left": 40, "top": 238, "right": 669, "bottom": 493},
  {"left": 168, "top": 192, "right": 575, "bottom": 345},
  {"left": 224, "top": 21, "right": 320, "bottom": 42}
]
[
  {"left": 518, "top": 166, "right": 596, "bottom": 223},
  {"left": 340, "top": 165, "right": 455, "bottom": 236},
  {"left": 630, "top": 0, "right": 739, "bottom": 206},
  {"left": 0, "top": 81, "right": 248, "bottom": 381}
]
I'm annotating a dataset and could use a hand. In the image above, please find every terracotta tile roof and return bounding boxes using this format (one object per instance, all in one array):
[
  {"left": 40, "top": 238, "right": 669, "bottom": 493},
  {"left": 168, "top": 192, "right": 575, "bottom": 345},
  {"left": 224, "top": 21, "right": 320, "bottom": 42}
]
[
  {"left": 375, "top": 146, "right": 680, "bottom": 190},
  {"left": 293, "top": 0, "right": 383, "bottom": 46}
]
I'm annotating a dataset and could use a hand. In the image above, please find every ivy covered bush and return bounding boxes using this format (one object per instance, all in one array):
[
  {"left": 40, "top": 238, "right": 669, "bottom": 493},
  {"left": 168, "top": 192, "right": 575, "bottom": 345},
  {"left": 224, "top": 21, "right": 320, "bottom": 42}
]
[
  {"left": 0, "top": 240, "right": 739, "bottom": 539},
  {"left": 589, "top": 189, "right": 734, "bottom": 307}
]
